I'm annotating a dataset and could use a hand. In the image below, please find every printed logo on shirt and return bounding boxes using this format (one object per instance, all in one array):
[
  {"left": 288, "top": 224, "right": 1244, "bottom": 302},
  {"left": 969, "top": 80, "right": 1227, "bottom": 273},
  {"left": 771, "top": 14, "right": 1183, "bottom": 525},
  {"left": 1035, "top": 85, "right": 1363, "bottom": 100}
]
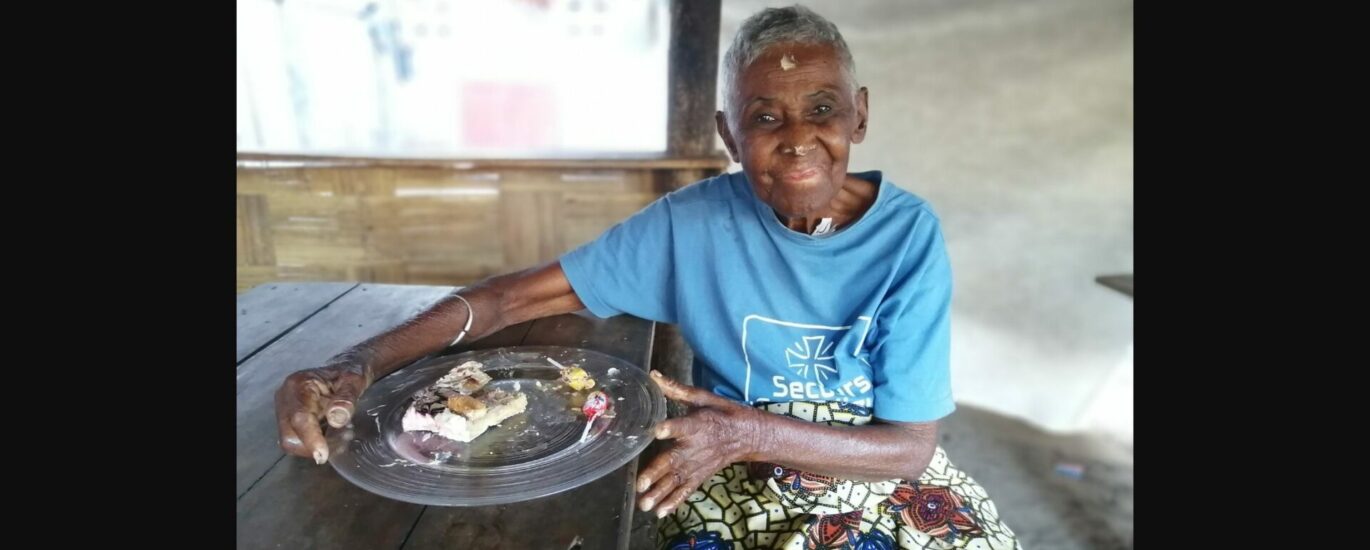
[{"left": 741, "top": 314, "right": 874, "bottom": 406}]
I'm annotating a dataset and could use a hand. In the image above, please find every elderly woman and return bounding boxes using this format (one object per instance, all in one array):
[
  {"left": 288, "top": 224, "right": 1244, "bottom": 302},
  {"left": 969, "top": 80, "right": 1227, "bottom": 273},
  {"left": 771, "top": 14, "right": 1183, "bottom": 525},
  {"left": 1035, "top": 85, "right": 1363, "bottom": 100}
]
[{"left": 275, "top": 6, "right": 1019, "bottom": 549}]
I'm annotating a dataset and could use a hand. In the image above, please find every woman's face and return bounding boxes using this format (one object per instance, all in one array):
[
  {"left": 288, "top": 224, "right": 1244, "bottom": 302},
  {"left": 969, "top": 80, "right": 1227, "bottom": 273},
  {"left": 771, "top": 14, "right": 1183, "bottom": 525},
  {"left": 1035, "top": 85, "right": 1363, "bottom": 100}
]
[{"left": 717, "top": 42, "right": 869, "bottom": 218}]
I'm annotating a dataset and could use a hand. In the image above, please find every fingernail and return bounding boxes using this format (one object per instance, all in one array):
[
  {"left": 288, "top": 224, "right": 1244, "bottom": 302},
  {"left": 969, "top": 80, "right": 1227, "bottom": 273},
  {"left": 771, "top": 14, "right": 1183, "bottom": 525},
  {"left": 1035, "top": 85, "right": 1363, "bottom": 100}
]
[
  {"left": 650, "top": 370, "right": 662, "bottom": 378},
  {"left": 313, "top": 450, "right": 328, "bottom": 464},
  {"left": 640, "top": 498, "right": 654, "bottom": 512},
  {"left": 637, "top": 478, "right": 649, "bottom": 492},
  {"left": 657, "top": 507, "right": 671, "bottom": 518},
  {"left": 327, "top": 406, "right": 350, "bottom": 427}
]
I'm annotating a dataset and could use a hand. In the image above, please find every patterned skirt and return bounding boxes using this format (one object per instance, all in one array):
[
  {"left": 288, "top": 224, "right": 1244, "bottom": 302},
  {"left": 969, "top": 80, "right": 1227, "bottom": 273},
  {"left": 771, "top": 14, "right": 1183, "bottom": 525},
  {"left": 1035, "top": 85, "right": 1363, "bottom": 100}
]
[{"left": 657, "top": 401, "right": 1021, "bottom": 550}]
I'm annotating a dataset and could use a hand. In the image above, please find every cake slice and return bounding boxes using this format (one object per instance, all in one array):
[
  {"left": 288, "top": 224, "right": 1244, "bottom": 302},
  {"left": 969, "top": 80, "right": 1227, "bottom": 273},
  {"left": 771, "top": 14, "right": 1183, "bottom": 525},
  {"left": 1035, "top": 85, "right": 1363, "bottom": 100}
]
[{"left": 402, "top": 361, "right": 528, "bottom": 442}]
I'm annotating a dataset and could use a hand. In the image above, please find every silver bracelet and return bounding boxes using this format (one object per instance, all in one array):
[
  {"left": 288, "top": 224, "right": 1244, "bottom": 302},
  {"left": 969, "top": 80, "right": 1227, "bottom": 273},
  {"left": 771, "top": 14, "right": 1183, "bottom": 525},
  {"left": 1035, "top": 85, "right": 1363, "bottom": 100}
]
[{"left": 450, "top": 294, "right": 474, "bottom": 347}]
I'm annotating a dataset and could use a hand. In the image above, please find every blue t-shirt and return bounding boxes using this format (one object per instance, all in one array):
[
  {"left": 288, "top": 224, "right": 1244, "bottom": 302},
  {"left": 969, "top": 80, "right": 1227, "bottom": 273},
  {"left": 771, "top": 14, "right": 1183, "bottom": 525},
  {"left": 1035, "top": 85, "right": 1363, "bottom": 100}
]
[{"left": 560, "top": 171, "right": 954, "bottom": 423}]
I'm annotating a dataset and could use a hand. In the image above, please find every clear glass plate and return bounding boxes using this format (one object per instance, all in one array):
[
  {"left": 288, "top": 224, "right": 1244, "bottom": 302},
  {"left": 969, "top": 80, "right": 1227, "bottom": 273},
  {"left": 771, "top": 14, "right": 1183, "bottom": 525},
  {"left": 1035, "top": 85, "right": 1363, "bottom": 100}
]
[{"left": 328, "top": 346, "right": 666, "bottom": 506}]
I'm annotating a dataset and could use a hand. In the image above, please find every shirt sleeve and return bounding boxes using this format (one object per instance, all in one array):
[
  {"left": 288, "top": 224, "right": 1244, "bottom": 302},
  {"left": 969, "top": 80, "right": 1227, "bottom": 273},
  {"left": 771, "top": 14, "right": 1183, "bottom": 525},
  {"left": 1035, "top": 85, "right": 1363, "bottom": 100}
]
[
  {"left": 559, "top": 195, "right": 677, "bottom": 323},
  {"left": 868, "top": 213, "right": 955, "bottom": 423}
]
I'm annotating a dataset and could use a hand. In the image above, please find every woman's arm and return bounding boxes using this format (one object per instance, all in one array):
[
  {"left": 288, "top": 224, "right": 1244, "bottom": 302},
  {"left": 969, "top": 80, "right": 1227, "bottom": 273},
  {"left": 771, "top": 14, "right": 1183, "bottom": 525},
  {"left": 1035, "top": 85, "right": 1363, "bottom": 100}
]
[
  {"left": 634, "top": 372, "right": 938, "bottom": 517},
  {"left": 275, "top": 261, "right": 585, "bottom": 463}
]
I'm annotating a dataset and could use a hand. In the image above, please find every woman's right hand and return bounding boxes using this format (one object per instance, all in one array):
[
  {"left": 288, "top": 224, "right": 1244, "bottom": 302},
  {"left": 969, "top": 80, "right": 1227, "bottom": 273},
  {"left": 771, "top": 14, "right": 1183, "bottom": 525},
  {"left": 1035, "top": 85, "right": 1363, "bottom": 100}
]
[{"left": 274, "top": 358, "right": 369, "bottom": 464}]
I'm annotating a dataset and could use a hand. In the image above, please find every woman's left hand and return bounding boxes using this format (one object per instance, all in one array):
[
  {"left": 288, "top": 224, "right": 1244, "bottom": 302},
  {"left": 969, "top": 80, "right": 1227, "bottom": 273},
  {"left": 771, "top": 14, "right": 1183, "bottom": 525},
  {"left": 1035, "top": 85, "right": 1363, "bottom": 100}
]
[{"left": 635, "top": 371, "right": 767, "bottom": 518}]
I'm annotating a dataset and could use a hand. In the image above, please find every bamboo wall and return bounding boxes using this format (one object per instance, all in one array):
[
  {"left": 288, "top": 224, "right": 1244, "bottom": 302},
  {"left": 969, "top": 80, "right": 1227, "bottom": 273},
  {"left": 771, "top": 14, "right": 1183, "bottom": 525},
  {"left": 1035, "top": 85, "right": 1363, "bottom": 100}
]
[{"left": 236, "top": 153, "right": 729, "bottom": 293}]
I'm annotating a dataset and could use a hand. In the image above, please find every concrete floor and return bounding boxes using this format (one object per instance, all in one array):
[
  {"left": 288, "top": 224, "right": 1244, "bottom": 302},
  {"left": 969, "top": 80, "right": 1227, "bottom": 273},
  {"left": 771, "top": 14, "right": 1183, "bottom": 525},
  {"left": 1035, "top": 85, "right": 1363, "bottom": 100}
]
[{"left": 938, "top": 404, "right": 1133, "bottom": 550}]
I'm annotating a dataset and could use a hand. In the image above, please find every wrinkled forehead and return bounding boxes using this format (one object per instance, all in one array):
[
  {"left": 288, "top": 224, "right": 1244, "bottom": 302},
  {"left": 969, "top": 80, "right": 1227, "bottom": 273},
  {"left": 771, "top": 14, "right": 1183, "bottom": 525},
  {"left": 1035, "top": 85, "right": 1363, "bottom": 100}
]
[{"left": 726, "top": 42, "right": 856, "bottom": 114}]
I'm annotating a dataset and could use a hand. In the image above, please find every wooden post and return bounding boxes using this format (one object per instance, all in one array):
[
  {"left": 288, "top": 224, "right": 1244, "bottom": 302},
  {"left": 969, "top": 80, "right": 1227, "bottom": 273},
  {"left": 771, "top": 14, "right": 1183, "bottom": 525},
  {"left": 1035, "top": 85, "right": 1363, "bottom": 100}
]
[{"left": 666, "top": 0, "right": 721, "bottom": 159}]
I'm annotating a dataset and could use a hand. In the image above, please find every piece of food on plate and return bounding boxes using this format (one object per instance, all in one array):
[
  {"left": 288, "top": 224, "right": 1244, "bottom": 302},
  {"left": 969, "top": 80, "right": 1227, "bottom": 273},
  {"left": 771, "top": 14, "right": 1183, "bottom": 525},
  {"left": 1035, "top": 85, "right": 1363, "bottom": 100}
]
[
  {"left": 559, "top": 365, "right": 596, "bottom": 391},
  {"left": 446, "top": 395, "right": 485, "bottom": 416},
  {"left": 434, "top": 360, "right": 492, "bottom": 394},
  {"left": 401, "top": 361, "right": 528, "bottom": 443}
]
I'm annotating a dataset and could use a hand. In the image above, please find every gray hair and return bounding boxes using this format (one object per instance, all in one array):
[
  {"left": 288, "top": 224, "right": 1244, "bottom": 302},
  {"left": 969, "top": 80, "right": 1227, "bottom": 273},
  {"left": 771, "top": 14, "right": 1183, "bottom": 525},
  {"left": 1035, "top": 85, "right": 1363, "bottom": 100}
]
[{"left": 721, "top": 5, "right": 858, "bottom": 113}]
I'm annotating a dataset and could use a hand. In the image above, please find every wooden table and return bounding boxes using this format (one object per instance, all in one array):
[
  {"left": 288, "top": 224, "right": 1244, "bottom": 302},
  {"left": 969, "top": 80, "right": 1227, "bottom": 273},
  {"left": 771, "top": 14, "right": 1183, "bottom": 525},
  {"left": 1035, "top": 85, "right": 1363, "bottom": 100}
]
[{"left": 237, "top": 282, "right": 656, "bottom": 549}]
